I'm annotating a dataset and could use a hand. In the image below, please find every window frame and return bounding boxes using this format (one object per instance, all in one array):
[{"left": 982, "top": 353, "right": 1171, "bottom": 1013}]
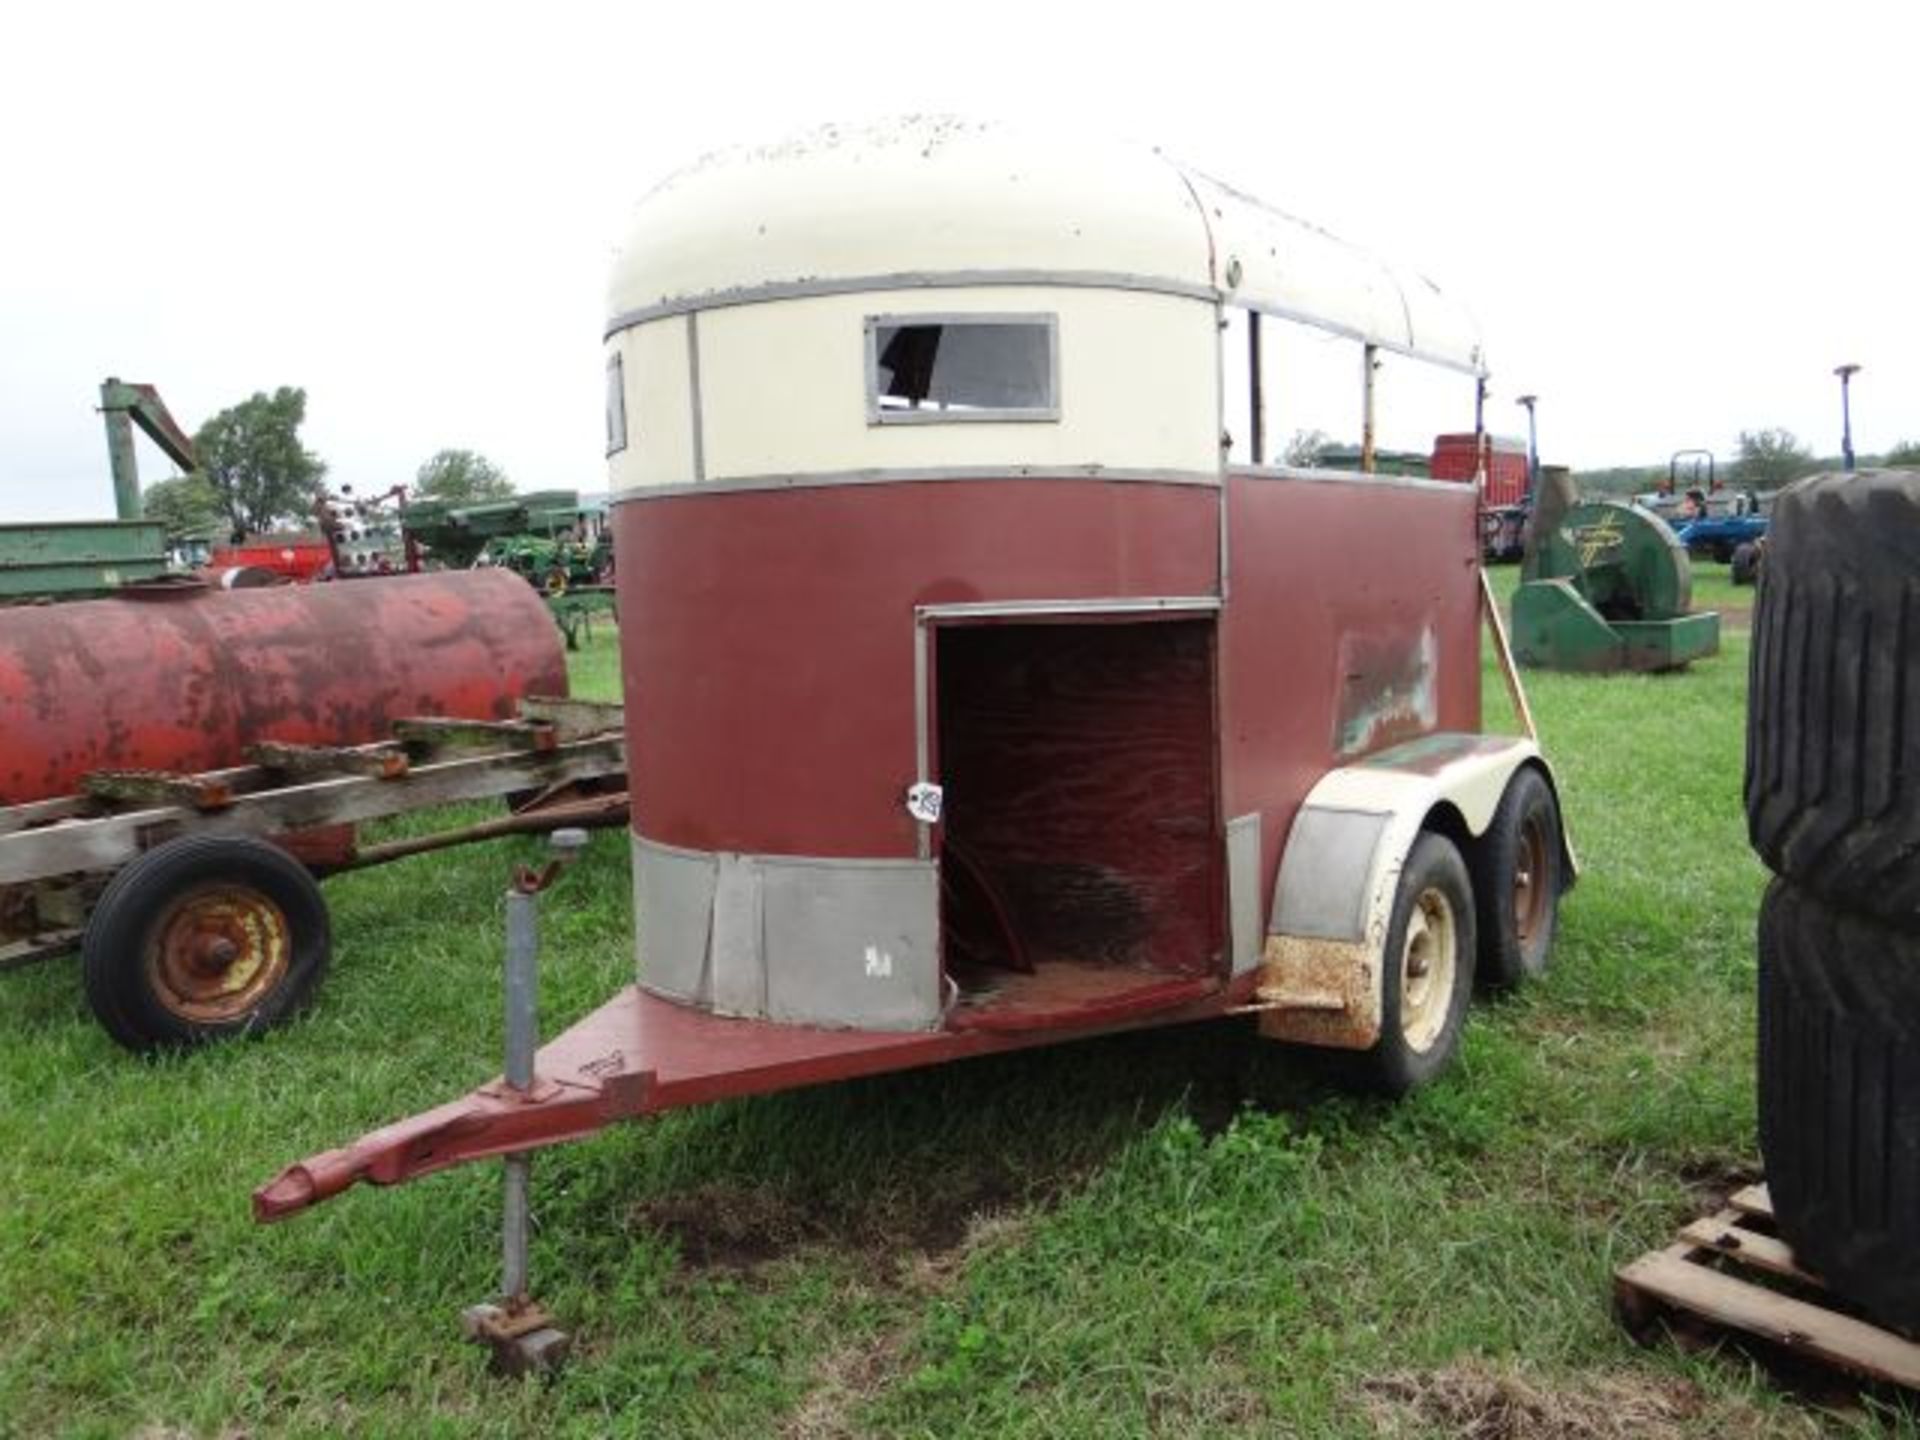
[
  {"left": 605, "top": 351, "right": 628, "bottom": 457},
  {"left": 864, "top": 311, "right": 1061, "bottom": 426}
]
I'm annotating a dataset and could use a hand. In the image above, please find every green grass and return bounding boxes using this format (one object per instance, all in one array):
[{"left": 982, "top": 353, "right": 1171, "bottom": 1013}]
[{"left": 0, "top": 615, "right": 1906, "bottom": 1437}]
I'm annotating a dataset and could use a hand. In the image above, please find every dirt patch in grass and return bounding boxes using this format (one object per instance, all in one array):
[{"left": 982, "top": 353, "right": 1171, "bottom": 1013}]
[
  {"left": 779, "top": 1210, "right": 1031, "bottom": 1438},
  {"left": 1359, "top": 1361, "right": 1805, "bottom": 1439},
  {"left": 630, "top": 1170, "right": 1035, "bottom": 1278}
]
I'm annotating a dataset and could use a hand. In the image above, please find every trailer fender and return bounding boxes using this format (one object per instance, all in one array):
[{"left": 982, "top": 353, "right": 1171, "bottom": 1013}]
[{"left": 1256, "top": 733, "right": 1568, "bottom": 1050}]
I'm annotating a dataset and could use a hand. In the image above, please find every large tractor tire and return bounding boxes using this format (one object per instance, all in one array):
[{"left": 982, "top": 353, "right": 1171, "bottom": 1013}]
[
  {"left": 1745, "top": 469, "right": 1920, "bottom": 927},
  {"left": 1757, "top": 878, "right": 1920, "bottom": 1330}
]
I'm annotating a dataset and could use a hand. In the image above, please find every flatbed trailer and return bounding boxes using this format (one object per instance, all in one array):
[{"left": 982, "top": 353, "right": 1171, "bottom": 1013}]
[{"left": 1, "top": 699, "right": 627, "bottom": 1049}]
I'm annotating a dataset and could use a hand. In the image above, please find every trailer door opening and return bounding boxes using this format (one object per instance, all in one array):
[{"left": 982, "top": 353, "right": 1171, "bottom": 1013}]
[{"left": 934, "top": 617, "right": 1223, "bottom": 1031}]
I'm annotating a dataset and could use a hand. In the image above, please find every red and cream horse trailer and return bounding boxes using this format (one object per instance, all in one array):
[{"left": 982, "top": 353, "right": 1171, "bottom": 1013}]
[{"left": 258, "top": 119, "right": 1569, "bottom": 1233}]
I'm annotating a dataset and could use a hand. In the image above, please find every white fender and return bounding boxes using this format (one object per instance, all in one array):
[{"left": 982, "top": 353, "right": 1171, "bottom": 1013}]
[{"left": 1256, "top": 732, "right": 1572, "bottom": 1050}]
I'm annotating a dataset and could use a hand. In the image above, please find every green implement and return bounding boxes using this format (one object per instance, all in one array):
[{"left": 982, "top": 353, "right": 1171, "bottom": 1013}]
[{"left": 1511, "top": 500, "right": 1720, "bottom": 672}]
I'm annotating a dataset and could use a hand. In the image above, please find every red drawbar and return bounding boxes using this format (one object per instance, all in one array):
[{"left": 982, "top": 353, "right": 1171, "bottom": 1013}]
[{"left": 252, "top": 978, "right": 1251, "bottom": 1222}]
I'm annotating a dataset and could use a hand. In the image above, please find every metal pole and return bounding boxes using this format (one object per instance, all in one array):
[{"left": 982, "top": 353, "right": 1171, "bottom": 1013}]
[
  {"left": 100, "top": 379, "right": 144, "bottom": 521},
  {"left": 1516, "top": 394, "right": 1539, "bottom": 500},
  {"left": 497, "top": 827, "right": 588, "bottom": 1306},
  {"left": 501, "top": 887, "right": 538, "bottom": 1301},
  {"left": 1835, "top": 363, "right": 1860, "bottom": 472},
  {"left": 1360, "top": 344, "right": 1378, "bottom": 474},
  {"left": 1248, "top": 311, "right": 1265, "bottom": 467}
]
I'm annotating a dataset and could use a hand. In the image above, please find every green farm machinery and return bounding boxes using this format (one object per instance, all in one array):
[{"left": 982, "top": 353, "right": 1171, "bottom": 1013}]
[
  {"left": 1510, "top": 481, "right": 1720, "bottom": 673},
  {"left": 0, "top": 380, "right": 191, "bottom": 601}
]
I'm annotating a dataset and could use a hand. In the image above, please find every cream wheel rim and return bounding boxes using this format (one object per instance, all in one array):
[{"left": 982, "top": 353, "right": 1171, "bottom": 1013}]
[{"left": 1399, "top": 886, "right": 1458, "bottom": 1053}]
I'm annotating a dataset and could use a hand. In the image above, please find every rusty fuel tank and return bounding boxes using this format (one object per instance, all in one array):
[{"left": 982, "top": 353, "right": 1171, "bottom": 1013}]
[{"left": 0, "top": 569, "right": 567, "bottom": 805}]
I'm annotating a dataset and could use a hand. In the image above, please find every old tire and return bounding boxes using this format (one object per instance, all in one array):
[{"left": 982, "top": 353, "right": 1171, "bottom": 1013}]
[
  {"left": 1472, "top": 766, "right": 1564, "bottom": 991},
  {"left": 1729, "top": 541, "right": 1759, "bottom": 586},
  {"left": 1758, "top": 879, "right": 1920, "bottom": 1330},
  {"left": 1353, "top": 832, "right": 1477, "bottom": 1096},
  {"left": 1746, "top": 469, "right": 1920, "bottom": 926},
  {"left": 82, "top": 835, "right": 331, "bottom": 1053}
]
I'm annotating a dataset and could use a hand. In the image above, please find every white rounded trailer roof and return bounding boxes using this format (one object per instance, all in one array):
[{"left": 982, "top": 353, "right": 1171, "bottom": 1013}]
[{"left": 607, "top": 117, "right": 1486, "bottom": 375}]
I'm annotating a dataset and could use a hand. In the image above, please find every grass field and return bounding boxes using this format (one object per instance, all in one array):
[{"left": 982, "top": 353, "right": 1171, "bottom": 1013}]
[{"left": 0, "top": 573, "right": 1908, "bottom": 1437}]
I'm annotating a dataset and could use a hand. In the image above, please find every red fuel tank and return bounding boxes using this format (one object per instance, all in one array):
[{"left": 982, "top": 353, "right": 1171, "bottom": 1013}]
[{"left": 0, "top": 569, "right": 567, "bottom": 805}]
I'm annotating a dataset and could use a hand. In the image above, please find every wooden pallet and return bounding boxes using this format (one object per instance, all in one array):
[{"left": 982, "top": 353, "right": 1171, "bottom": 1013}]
[{"left": 1615, "top": 1184, "right": 1920, "bottom": 1393}]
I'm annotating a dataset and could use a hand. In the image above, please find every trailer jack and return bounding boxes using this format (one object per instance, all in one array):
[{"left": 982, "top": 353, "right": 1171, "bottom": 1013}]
[{"left": 461, "top": 828, "right": 588, "bottom": 1377}]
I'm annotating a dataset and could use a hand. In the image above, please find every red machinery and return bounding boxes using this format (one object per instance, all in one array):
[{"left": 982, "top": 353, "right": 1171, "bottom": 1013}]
[
  {"left": 0, "top": 570, "right": 627, "bottom": 1051},
  {"left": 252, "top": 122, "right": 1571, "bottom": 1363},
  {"left": 204, "top": 534, "right": 334, "bottom": 584},
  {"left": 1434, "top": 432, "right": 1532, "bottom": 561},
  {"left": 1432, "top": 431, "right": 1529, "bottom": 507},
  {"left": 0, "top": 569, "right": 563, "bottom": 805}
]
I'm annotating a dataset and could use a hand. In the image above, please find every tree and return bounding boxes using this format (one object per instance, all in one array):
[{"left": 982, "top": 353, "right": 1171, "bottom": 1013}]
[
  {"left": 193, "top": 387, "right": 327, "bottom": 535},
  {"left": 413, "top": 449, "right": 514, "bottom": 505},
  {"left": 141, "top": 474, "right": 225, "bottom": 540},
  {"left": 1733, "top": 428, "right": 1815, "bottom": 490},
  {"left": 1884, "top": 440, "right": 1920, "bottom": 469},
  {"left": 1282, "top": 428, "right": 1335, "bottom": 468}
]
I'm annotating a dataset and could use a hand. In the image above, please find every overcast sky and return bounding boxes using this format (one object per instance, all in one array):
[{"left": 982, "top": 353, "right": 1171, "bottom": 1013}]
[{"left": 2, "top": 1, "right": 1910, "bottom": 522}]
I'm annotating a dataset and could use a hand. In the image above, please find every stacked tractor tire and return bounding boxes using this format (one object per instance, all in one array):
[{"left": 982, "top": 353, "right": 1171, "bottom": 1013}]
[{"left": 1746, "top": 468, "right": 1920, "bottom": 1331}]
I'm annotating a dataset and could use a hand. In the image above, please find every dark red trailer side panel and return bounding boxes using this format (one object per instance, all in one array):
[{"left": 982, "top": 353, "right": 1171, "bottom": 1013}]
[
  {"left": 1218, "top": 471, "right": 1482, "bottom": 908},
  {"left": 613, "top": 479, "right": 1220, "bottom": 859}
]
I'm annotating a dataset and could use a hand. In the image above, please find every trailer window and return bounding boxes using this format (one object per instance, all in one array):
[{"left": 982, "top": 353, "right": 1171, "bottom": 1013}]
[
  {"left": 605, "top": 353, "right": 628, "bottom": 456},
  {"left": 867, "top": 314, "right": 1058, "bottom": 423}
]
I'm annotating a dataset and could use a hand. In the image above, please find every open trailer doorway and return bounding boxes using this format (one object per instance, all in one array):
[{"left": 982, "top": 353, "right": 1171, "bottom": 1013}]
[{"left": 931, "top": 610, "right": 1224, "bottom": 1033}]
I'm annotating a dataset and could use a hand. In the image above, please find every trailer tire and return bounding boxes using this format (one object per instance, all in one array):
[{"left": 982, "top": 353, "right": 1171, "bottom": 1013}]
[
  {"left": 82, "top": 835, "right": 331, "bottom": 1053},
  {"left": 1472, "top": 766, "right": 1563, "bottom": 991},
  {"left": 1758, "top": 878, "right": 1920, "bottom": 1330},
  {"left": 1354, "top": 832, "right": 1476, "bottom": 1096},
  {"left": 1745, "top": 469, "right": 1920, "bottom": 926}
]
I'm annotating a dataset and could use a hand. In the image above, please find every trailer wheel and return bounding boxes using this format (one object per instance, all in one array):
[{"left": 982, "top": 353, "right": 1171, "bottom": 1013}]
[
  {"left": 1472, "top": 767, "right": 1563, "bottom": 991},
  {"left": 1355, "top": 832, "right": 1476, "bottom": 1095},
  {"left": 82, "top": 836, "right": 331, "bottom": 1053}
]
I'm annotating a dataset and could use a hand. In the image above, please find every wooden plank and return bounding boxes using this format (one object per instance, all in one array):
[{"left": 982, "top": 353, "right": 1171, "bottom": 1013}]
[
  {"left": 517, "top": 695, "right": 624, "bottom": 742},
  {"left": 0, "top": 794, "right": 91, "bottom": 838},
  {"left": 1729, "top": 1184, "right": 1775, "bottom": 1221},
  {"left": 1617, "top": 1250, "right": 1920, "bottom": 1390},
  {"left": 83, "top": 770, "right": 234, "bottom": 812},
  {"left": 393, "top": 717, "right": 557, "bottom": 753},
  {"left": 0, "top": 734, "right": 625, "bottom": 884},
  {"left": 246, "top": 741, "right": 410, "bottom": 781},
  {"left": 1677, "top": 1214, "right": 1818, "bottom": 1285},
  {"left": 0, "top": 928, "right": 83, "bottom": 970}
]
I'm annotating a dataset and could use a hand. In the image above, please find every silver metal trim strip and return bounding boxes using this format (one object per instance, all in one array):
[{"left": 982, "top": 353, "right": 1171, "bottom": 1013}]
[
  {"left": 632, "top": 832, "right": 930, "bottom": 871},
  {"left": 609, "top": 465, "right": 1220, "bottom": 505},
  {"left": 605, "top": 269, "right": 1219, "bottom": 336},
  {"left": 1227, "top": 464, "right": 1468, "bottom": 496},
  {"left": 686, "top": 311, "right": 706, "bottom": 483},
  {"left": 912, "top": 619, "right": 930, "bottom": 862},
  {"left": 915, "top": 596, "right": 1222, "bottom": 622},
  {"left": 1221, "top": 297, "right": 1488, "bottom": 379}
]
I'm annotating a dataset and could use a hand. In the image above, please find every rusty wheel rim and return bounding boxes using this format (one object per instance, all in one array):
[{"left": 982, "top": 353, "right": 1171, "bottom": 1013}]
[
  {"left": 1400, "top": 885, "right": 1458, "bottom": 1054},
  {"left": 1513, "top": 811, "right": 1551, "bottom": 949},
  {"left": 145, "top": 883, "right": 291, "bottom": 1024}
]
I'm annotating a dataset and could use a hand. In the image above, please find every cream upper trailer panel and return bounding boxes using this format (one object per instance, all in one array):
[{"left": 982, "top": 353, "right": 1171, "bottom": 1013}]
[{"left": 604, "top": 117, "right": 1487, "bottom": 489}]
